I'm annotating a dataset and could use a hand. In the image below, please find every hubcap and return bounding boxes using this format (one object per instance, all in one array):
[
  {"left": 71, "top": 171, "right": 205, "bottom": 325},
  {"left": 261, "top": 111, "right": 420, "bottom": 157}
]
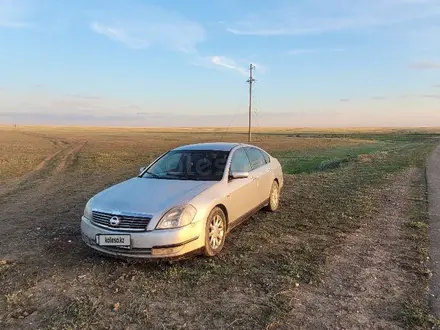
[
  {"left": 209, "top": 214, "right": 225, "bottom": 249},
  {"left": 271, "top": 184, "right": 279, "bottom": 208}
]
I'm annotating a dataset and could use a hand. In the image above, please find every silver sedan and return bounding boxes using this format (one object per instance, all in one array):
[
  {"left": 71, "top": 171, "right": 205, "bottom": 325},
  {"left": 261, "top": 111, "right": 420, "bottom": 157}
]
[{"left": 81, "top": 142, "right": 284, "bottom": 259}]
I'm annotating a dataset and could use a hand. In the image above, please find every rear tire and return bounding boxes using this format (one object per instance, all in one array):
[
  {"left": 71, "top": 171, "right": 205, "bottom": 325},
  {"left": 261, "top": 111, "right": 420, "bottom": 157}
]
[
  {"left": 265, "top": 180, "right": 280, "bottom": 212},
  {"left": 203, "top": 207, "right": 227, "bottom": 257}
]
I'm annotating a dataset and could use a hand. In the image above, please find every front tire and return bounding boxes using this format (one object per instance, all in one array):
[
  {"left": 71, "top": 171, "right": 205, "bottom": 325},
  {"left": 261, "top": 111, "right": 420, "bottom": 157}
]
[
  {"left": 265, "top": 180, "right": 280, "bottom": 212},
  {"left": 204, "top": 207, "right": 227, "bottom": 257}
]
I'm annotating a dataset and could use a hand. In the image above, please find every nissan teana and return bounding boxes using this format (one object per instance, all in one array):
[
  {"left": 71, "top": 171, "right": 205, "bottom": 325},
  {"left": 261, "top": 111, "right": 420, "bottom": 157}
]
[{"left": 81, "top": 142, "right": 284, "bottom": 259}]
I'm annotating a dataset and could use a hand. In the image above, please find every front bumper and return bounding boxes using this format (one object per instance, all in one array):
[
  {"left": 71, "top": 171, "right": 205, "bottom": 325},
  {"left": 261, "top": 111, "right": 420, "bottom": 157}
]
[{"left": 81, "top": 216, "right": 204, "bottom": 259}]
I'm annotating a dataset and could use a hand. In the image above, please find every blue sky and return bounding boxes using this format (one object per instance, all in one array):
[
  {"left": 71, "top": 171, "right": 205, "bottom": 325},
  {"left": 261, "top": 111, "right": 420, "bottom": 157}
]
[{"left": 0, "top": 0, "right": 439, "bottom": 127}]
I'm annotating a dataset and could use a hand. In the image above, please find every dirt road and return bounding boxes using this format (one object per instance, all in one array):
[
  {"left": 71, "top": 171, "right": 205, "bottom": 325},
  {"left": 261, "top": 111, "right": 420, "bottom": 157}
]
[
  {"left": 427, "top": 144, "right": 440, "bottom": 318},
  {"left": 0, "top": 132, "right": 433, "bottom": 329}
]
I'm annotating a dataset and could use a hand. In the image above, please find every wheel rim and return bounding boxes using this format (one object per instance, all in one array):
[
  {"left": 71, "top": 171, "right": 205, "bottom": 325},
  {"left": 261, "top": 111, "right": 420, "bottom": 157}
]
[
  {"left": 209, "top": 214, "right": 225, "bottom": 250},
  {"left": 271, "top": 184, "right": 279, "bottom": 208}
]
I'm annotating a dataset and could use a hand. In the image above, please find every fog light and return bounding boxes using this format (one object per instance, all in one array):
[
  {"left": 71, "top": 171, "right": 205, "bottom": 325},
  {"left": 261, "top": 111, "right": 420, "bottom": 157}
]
[{"left": 152, "top": 246, "right": 184, "bottom": 256}]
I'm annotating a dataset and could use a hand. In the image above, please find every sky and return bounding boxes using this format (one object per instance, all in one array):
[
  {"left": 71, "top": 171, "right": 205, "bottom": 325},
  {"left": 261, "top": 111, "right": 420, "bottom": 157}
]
[{"left": 0, "top": 0, "right": 439, "bottom": 127}]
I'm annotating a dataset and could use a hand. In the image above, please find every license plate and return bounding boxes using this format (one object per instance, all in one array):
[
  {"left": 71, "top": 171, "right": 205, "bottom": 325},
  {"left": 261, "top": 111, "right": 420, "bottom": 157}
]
[{"left": 96, "top": 234, "right": 131, "bottom": 247}]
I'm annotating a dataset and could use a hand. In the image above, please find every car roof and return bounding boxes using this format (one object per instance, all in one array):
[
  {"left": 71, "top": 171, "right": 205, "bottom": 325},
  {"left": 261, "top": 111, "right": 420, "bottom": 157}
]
[{"left": 172, "top": 142, "right": 245, "bottom": 152}]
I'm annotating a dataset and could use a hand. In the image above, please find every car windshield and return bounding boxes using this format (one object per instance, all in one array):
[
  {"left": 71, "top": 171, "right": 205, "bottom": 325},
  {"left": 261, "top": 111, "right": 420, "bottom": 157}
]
[{"left": 141, "top": 149, "right": 230, "bottom": 181}]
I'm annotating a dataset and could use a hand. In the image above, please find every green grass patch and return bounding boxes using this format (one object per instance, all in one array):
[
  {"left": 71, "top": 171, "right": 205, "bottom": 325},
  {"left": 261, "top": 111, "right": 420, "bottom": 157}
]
[
  {"left": 407, "top": 221, "right": 428, "bottom": 230},
  {"left": 276, "top": 142, "right": 388, "bottom": 174},
  {"left": 275, "top": 133, "right": 439, "bottom": 175}
]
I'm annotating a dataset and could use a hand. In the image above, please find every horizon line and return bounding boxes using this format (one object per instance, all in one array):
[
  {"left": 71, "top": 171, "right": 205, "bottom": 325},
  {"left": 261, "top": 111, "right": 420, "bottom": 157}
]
[{"left": 1, "top": 124, "right": 439, "bottom": 130}]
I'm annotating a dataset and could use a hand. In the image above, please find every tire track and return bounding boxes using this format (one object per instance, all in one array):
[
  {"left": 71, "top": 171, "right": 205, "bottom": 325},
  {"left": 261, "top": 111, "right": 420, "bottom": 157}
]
[
  {"left": 0, "top": 145, "right": 71, "bottom": 198},
  {"left": 54, "top": 140, "right": 87, "bottom": 174},
  {"left": 0, "top": 134, "right": 87, "bottom": 199},
  {"left": 34, "top": 146, "right": 70, "bottom": 171},
  {"left": 277, "top": 168, "right": 420, "bottom": 329},
  {"left": 18, "top": 131, "right": 69, "bottom": 147}
]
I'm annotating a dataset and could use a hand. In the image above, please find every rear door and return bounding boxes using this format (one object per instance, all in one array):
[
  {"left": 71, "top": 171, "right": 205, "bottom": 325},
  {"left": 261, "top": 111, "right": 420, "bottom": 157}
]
[
  {"left": 225, "top": 147, "right": 259, "bottom": 223},
  {"left": 245, "top": 147, "right": 273, "bottom": 204}
]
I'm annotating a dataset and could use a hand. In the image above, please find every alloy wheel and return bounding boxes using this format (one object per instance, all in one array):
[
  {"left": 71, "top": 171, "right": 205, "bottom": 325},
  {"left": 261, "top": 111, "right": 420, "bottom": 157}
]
[{"left": 208, "top": 214, "right": 225, "bottom": 249}]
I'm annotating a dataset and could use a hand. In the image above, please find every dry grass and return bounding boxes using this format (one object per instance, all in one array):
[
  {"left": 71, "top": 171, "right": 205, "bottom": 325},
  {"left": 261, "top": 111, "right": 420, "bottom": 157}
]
[
  {"left": 7, "top": 124, "right": 440, "bottom": 134},
  {"left": 4, "top": 126, "right": 370, "bottom": 176},
  {"left": 0, "top": 130, "right": 59, "bottom": 183},
  {"left": 0, "top": 126, "right": 438, "bottom": 329}
]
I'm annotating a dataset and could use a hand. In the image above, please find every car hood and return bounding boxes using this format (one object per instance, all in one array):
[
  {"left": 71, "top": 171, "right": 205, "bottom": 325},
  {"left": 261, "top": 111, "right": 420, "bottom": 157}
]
[{"left": 90, "top": 177, "right": 216, "bottom": 216}]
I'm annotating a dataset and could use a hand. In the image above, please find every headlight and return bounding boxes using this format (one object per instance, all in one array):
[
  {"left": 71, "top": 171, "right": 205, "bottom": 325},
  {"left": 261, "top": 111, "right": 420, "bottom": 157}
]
[
  {"left": 156, "top": 204, "right": 197, "bottom": 229},
  {"left": 83, "top": 200, "right": 92, "bottom": 220}
]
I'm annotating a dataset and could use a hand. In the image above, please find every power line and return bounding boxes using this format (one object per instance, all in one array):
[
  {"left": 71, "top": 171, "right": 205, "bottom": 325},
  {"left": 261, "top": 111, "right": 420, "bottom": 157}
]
[
  {"left": 219, "top": 101, "right": 245, "bottom": 140},
  {"left": 251, "top": 73, "right": 261, "bottom": 141}
]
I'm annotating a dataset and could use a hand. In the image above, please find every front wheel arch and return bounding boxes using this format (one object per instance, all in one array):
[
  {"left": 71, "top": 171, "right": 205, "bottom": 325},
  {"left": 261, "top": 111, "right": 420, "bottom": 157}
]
[
  {"left": 264, "top": 180, "right": 280, "bottom": 212},
  {"left": 214, "top": 203, "right": 229, "bottom": 230}
]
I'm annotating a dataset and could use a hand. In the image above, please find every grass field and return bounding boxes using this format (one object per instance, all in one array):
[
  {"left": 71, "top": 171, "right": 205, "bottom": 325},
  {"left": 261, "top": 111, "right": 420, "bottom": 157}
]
[{"left": 0, "top": 126, "right": 439, "bottom": 329}]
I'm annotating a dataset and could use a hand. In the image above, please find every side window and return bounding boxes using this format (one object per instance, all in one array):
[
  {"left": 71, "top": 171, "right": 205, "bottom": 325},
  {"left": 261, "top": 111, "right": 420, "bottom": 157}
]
[
  {"left": 262, "top": 151, "right": 270, "bottom": 164},
  {"left": 230, "top": 148, "right": 252, "bottom": 173},
  {"left": 245, "top": 147, "right": 266, "bottom": 170}
]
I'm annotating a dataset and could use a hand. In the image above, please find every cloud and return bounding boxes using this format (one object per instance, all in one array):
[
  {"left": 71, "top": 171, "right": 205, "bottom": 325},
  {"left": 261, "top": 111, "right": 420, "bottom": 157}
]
[
  {"left": 410, "top": 61, "right": 440, "bottom": 70},
  {"left": 90, "top": 22, "right": 150, "bottom": 49},
  {"left": 3, "top": 108, "right": 438, "bottom": 127},
  {"left": 192, "top": 55, "right": 258, "bottom": 76},
  {"left": 0, "top": 111, "right": 351, "bottom": 127},
  {"left": 396, "top": 92, "right": 440, "bottom": 99},
  {"left": 211, "top": 56, "right": 248, "bottom": 75},
  {"left": 226, "top": 0, "right": 440, "bottom": 36},
  {"left": 339, "top": 99, "right": 350, "bottom": 102},
  {"left": 0, "top": 0, "right": 33, "bottom": 28},
  {"left": 121, "top": 104, "right": 141, "bottom": 111},
  {"left": 419, "top": 94, "right": 440, "bottom": 99},
  {"left": 286, "top": 48, "right": 345, "bottom": 55},
  {"left": 90, "top": 3, "right": 205, "bottom": 52},
  {"left": 371, "top": 96, "right": 387, "bottom": 100},
  {"left": 67, "top": 93, "right": 102, "bottom": 101},
  {"left": 0, "top": 112, "right": 142, "bottom": 125},
  {"left": 0, "top": 90, "right": 146, "bottom": 117},
  {"left": 435, "top": 84, "right": 440, "bottom": 88},
  {"left": 250, "top": 62, "right": 267, "bottom": 74},
  {"left": 49, "top": 98, "right": 103, "bottom": 111},
  {"left": 136, "top": 112, "right": 168, "bottom": 117},
  {"left": 0, "top": 21, "right": 30, "bottom": 28}
]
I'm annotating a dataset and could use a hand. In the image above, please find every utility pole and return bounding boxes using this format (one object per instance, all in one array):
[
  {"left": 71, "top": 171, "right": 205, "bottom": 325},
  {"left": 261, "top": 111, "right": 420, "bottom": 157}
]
[{"left": 247, "top": 63, "right": 255, "bottom": 143}]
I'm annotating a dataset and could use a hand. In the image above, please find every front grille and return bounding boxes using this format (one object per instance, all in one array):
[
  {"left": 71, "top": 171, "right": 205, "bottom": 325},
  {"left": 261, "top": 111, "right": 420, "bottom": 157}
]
[{"left": 92, "top": 211, "right": 152, "bottom": 231}]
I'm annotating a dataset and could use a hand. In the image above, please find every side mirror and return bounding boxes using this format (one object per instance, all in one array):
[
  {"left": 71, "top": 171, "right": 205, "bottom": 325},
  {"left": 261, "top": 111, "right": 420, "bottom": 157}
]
[
  {"left": 230, "top": 171, "right": 249, "bottom": 179},
  {"left": 139, "top": 167, "right": 146, "bottom": 174}
]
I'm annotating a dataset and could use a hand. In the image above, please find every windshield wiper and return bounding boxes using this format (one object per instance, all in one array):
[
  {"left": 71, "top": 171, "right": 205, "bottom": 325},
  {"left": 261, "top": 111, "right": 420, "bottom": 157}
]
[
  {"left": 141, "top": 171, "right": 201, "bottom": 180},
  {"left": 164, "top": 173, "right": 193, "bottom": 180},
  {"left": 142, "top": 171, "right": 162, "bottom": 179}
]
